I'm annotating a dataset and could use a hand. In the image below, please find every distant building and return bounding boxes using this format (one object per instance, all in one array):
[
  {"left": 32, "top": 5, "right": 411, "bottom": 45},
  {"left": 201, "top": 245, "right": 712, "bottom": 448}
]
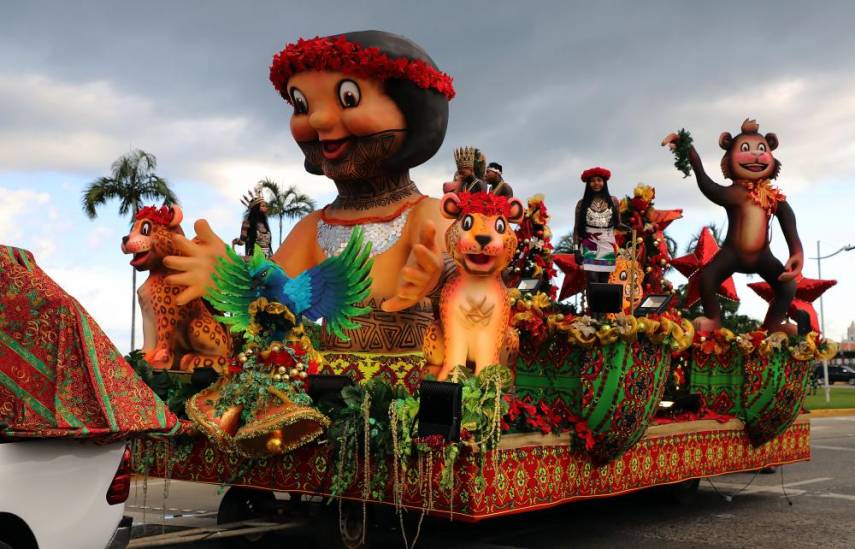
[{"left": 837, "top": 321, "right": 855, "bottom": 365}]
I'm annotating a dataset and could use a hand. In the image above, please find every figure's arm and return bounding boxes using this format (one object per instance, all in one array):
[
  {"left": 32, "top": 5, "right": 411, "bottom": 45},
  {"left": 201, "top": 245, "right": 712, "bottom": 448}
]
[
  {"left": 572, "top": 201, "right": 583, "bottom": 246},
  {"left": 271, "top": 211, "right": 323, "bottom": 277},
  {"left": 775, "top": 200, "right": 804, "bottom": 282},
  {"left": 687, "top": 147, "right": 736, "bottom": 206},
  {"left": 662, "top": 133, "right": 735, "bottom": 206},
  {"left": 232, "top": 220, "right": 249, "bottom": 246}
]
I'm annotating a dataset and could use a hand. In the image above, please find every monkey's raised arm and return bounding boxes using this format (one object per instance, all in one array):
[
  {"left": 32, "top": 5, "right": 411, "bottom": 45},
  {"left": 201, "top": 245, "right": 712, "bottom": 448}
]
[{"left": 689, "top": 147, "right": 736, "bottom": 206}]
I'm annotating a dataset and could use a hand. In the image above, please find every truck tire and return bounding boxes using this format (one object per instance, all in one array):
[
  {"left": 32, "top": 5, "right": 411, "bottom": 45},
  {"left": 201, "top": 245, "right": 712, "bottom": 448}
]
[{"left": 217, "top": 486, "right": 277, "bottom": 548}]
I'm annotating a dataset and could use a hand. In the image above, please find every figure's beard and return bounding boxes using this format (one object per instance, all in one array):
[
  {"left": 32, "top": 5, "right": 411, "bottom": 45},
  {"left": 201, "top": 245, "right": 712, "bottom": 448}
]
[
  {"left": 298, "top": 129, "right": 406, "bottom": 182},
  {"left": 299, "top": 129, "right": 421, "bottom": 211}
]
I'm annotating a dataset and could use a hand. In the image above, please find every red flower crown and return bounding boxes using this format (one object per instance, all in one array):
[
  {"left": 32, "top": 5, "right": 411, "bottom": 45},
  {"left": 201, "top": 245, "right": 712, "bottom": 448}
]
[
  {"left": 457, "top": 192, "right": 511, "bottom": 218},
  {"left": 136, "top": 206, "right": 174, "bottom": 225},
  {"left": 580, "top": 166, "right": 611, "bottom": 183},
  {"left": 269, "top": 35, "right": 456, "bottom": 103}
]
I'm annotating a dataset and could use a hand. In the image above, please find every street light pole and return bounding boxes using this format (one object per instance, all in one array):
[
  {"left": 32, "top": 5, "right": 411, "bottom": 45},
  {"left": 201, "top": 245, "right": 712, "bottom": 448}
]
[
  {"left": 817, "top": 241, "right": 831, "bottom": 403},
  {"left": 812, "top": 241, "right": 854, "bottom": 403}
]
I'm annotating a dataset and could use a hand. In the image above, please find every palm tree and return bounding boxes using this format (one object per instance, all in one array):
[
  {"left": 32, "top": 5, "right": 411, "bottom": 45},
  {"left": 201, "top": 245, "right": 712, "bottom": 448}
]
[
  {"left": 259, "top": 178, "right": 316, "bottom": 245},
  {"left": 553, "top": 232, "right": 576, "bottom": 254},
  {"left": 81, "top": 149, "right": 177, "bottom": 351}
]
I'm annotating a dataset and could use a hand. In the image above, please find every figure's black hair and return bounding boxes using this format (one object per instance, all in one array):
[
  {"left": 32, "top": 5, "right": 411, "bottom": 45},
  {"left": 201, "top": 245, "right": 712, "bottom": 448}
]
[
  {"left": 245, "top": 202, "right": 271, "bottom": 251},
  {"left": 301, "top": 30, "right": 449, "bottom": 175}
]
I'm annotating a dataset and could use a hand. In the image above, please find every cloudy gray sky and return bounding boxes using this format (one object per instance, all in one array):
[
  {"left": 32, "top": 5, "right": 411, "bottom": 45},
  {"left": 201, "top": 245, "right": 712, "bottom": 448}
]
[{"left": 1, "top": 1, "right": 854, "bottom": 348}]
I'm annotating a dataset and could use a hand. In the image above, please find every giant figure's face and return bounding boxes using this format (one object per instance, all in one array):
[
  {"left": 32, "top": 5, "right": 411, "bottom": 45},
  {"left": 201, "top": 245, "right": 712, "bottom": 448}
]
[
  {"left": 727, "top": 134, "right": 777, "bottom": 181},
  {"left": 287, "top": 71, "right": 407, "bottom": 180}
]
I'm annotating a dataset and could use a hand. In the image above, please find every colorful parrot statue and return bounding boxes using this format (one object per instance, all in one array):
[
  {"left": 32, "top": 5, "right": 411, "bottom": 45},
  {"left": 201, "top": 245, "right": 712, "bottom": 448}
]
[{"left": 205, "top": 227, "right": 373, "bottom": 342}]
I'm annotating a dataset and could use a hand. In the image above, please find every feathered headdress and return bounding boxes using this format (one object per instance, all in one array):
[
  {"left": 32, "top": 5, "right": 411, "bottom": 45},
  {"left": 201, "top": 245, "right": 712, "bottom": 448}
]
[
  {"left": 241, "top": 183, "right": 266, "bottom": 209},
  {"left": 454, "top": 147, "right": 477, "bottom": 170}
]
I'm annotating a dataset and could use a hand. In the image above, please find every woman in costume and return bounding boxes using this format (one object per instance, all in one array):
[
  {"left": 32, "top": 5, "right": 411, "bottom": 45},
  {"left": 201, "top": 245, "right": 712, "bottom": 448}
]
[
  {"left": 573, "top": 167, "right": 623, "bottom": 283},
  {"left": 163, "top": 31, "right": 455, "bottom": 355},
  {"left": 232, "top": 186, "right": 273, "bottom": 258}
]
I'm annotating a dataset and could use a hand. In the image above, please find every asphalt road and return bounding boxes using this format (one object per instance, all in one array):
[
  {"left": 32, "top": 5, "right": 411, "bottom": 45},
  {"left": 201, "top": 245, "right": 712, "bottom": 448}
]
[{"left": 126, "top": 416, "right": 855, "bottom": 548}]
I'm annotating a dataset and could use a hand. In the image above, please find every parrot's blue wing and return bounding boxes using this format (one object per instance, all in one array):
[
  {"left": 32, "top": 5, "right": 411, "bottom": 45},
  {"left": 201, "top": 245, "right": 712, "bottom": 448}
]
[{"left": 285, "top": 227, "right": 374, "bottom": 341}]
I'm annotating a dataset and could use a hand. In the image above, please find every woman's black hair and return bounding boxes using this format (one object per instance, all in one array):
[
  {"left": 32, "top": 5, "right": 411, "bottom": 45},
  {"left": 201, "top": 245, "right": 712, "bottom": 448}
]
[
  {"left": 300, "top": 30, "right": 449, "bottom": 175},
  {"left": 245, "top": 202, "right": 271, "bottom": 251},
  {"left": 575, "top": 179, "right": 620, "bottom": 239}
]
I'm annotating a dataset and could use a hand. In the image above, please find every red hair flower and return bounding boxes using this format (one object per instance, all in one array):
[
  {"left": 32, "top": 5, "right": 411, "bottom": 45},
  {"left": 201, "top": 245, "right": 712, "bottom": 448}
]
[
  {"left": 136, "top": 206, "right": 175, "bottom": 225},
  {"left": 580, "top": 167, "right": 611, "bottom": 183},
  {"left": 270, "top": 35, "right": 455, "bottom": 102},
  {"left": 457, "top": 192, "right": 512, "bottom": 218}
]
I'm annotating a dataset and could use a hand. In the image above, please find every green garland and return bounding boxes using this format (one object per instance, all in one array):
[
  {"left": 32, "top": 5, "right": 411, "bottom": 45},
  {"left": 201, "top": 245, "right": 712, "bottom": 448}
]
[
  {"left": 672, "top": 128, "right": 694, "bottom": 178},
  {"left": 212, "top": 359, "right": 313, "bottom": 424},
  {"left": 318, "top": 365, "right": 513, "bottom": 503},
  {"left": 126, "top": 350, "right": 196, "bottom": 419}
]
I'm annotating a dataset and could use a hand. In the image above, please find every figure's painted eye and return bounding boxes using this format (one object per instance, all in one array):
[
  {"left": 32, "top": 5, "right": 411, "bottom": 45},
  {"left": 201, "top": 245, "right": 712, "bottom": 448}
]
[
  {"left": 620, "top": 271, "right": 628, "bottom": 281},
  {"left": 290, "top": 88, "right": 308, "bottom": 114},
  {"left": 739, "top": 142, "right": 750, "bottom": 152},
  {"left": 141, "top": 222, "right": 151, "bottom": 236},
  {"left": 495, "top": 217, "right": 506, "bottom": 234},
  {"left": 461, "top": 215, "right": 474, "bottom": 231},
  {"left": 757, "top": 143, "right": 767, "bottom": 152},
  {"left": 338, "top": 80, "right": 361, "bottom": 109}
]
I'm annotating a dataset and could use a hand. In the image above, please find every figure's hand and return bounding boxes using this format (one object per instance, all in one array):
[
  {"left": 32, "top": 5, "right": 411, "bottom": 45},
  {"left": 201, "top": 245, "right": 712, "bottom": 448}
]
[
  {"left": 779, "top": 251, "right": 804, "bottom": 282},
  {"left": 381, "top": 220, "right": 442, "bottom": 312},
  {"left": 163, "top": 219, "right": 228, "bottom": 306},
  {"left": 661, "top": 132, "right": 679, "bottom": 151}
]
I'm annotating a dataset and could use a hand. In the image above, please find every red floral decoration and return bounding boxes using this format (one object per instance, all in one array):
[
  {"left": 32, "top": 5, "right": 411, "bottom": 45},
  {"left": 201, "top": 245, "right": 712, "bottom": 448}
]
[
  {"left": 457, "top": 191, "right": 512, "bottom": 218},
  {"left": 616, "top": 184, "right": 682, "bottom": 299},
  {"left": 270, "top": 35, "right": 456, "bottom": 102},
  {"left": 580, "top": 166, "right": 611, "bottom": 182},
  {"left": 506, "top": 195, "right": 558, "bottom": 299},
  {"left": 136, "top": 205, "right": 174, "bottom": 225}
]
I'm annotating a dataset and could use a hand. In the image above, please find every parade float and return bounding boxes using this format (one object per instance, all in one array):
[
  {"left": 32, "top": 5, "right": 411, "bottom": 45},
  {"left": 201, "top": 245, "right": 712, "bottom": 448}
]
[{"left": 0, "top": 30, "right": 839, "bottom": 548}]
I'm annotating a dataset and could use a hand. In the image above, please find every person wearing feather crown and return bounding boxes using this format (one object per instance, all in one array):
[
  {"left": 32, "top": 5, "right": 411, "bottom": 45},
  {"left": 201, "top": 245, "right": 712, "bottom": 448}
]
[{"left": 163, "top": 31, "right": 456, "bottom": 354}]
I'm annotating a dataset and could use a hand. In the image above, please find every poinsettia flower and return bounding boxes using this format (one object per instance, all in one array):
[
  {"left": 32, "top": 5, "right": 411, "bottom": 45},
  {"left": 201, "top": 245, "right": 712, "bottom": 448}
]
[
  {"left": 633, "top": 184, "right": 656, "bottom": 203},
  {"left": 227, "top": 359, "right": 243, "bottom": 376}
]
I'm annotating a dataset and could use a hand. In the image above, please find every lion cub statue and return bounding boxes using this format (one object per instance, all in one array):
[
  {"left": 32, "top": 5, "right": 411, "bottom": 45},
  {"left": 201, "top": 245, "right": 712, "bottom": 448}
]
[
  {"left": 121, "top": 205, "right": 232, "bottom": 372},
  {"left": 425, "top": 192, "right": 524, "bottom": 380}
]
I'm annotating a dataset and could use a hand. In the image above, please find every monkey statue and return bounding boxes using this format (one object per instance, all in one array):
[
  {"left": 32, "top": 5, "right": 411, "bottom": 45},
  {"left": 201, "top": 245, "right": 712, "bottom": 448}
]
[{"left": 662, "top": 119, "right": 803, "bottom": 333}]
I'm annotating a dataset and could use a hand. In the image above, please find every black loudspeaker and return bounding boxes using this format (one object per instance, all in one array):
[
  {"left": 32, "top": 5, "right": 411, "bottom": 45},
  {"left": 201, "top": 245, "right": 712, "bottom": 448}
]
[
  {"left": 672, "top": 394, "right": 701, "bottom": 414},
  {"left": 417, "top": 380, "right": 463, "bottom": 442},
  {"left": 307, "top": 374, "right": 353, "bottom": 409},
  {"left": 190, "top": 367, "right": 220, "bottom": 391},
  {"left": 588, "top": 282, "right": 623, "bottom": 313}
]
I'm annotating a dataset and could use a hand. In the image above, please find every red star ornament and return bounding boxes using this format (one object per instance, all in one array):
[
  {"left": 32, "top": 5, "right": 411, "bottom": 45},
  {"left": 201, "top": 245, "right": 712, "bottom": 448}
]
[
  {"left": 646, "top": 207, "right": 683, "bottom": 231},
  {"left": 747, "top": 275, "right": 836, "bottom": 333},
  {"left": 671, "top": 227, "right": 739, "bottom": 307},
  {"left": 554, "top": 253, "right": 587, "bottom": 300}
]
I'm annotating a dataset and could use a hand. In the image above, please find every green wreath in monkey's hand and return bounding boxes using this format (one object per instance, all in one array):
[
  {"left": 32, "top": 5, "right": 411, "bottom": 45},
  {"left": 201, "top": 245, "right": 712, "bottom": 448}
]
[{"left": 671, "top": 129, "right": 694, "bottom": 178}]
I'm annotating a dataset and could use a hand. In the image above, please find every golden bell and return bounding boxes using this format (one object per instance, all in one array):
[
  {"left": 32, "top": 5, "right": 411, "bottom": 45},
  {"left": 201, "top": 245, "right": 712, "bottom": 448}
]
[
  {"left": 266, "top": 430, "right": 285, "bottom": 454},
  {"left": 234, "top": 388, "right": 331, "bottom": 458}
]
